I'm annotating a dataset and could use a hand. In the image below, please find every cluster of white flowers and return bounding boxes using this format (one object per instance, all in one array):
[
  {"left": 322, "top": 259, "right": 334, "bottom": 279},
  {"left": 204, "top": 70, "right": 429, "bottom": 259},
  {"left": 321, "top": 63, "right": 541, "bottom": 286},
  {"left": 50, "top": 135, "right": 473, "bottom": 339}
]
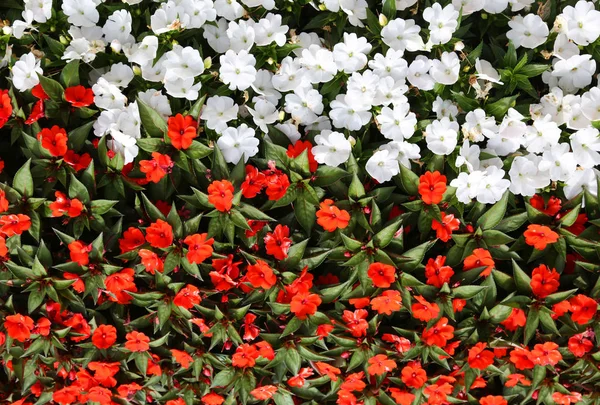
[{"left": 6, "top": 0, "right": 600, "bottom": 204}]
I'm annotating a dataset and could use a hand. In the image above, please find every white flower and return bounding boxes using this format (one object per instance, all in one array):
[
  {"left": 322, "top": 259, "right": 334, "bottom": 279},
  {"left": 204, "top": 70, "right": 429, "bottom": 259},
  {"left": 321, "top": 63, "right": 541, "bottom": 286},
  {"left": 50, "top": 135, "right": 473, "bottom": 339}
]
[
  {"left": 487, "top": 108, "right": 526, "bottom": 156},
  {"left": 138, "top": 89, "right": 172, "bottom": 121},
  {"left": 329, "top": 94, "right": 372, "bottom": 131},
  {"left": 109, "top": 128, "right": 139, "bottom": 165},
  {"left": 475, "top": 59, "right": 503, "bottom": 84},
  {"left": 217, "top": 124, "right": 260, "bottom": 164},
  {"left": 251, "top": 70, "right": 281, "bottom": 105},
  {"left": 102, "top": 63, "right": 134, "bottom": 88},
  {"left": 381, "top": 141, "right": 421, "bottom": 168},
  {"left": 185, "top": 0, "right": 217, "bottom": 29},
  {"left": 203, "top": 18, "right": 230, "bottom": 53},
  {"left": 24, "top": 0, "right": 51, "bottom": 23},
  {"left": 227, "top": 19, "right": 255, "bottom": 52},
  {"left": 201, "top": 96, "right": 239, "bottom": 134},
  {"left": 407, "top": 56, "right": 435, "bottom": 90},
  {"left": 150, "top": 1, "right": 188, "bottom": 34},
  {"left": 553, "top": 34, "right": 579, "bottom": 60},
  {"left": 339, "top": 0, "right": 368, "bottom": 27},
  {"left": 452, "top": 0, "right": 485, "bottom": 15},
  {"left": 570, "top": 127, "right": 600, "bottom": 169},
  {"left": 564, "top": 168, "right": 598, "bottom": 200},
  {"left": 425, "top": 117, "right": 459, "bottom": 156},
  {"left": 219, "top": 49, "right": 257, "bottom": 91},
  {"left": 551, "top": 55, "right": 596, "bottom": 93},
  {"left": 524, "top": 114, "right": 561, "bottom": 154},
  {"left": 248, "top": 98, "right": 279, "bottom": 133},
  {"left": 462, "top": 109, "right": 498, "bottom": 142},
  {"left": 388, "top": 0, "right": 418, "bottom": 10},
  {"left": 376, "top": 104, "right": 416, "bottom": 141},
  {"left": 275, "top": 122, "right": 301, "bottom": 144},
  {"left": 423, "top": 3, "right": 459, "bottom": 45},
  {"left": 509, "top": 0, "right": 534, "bottom": 12},
  {"left": 455, "top": 140, "right": 480, "bottom": 172},
  {"left": 432, "top": 97, "right": 458, "bottom": 119},
  {"left": 430, "top": 52, "right": 460, "bottom": 85},
  {"left": 506, "top": 14, "right": 549, "bottom": 49},
  {"left": 214, "top": 0, "right": 244, "bottom": 21},
  {"left": 381, "top": 18, "right": 424, "bottom": 52},
  {"left": 164, "top": 77, "right": 201, "bottom": 101},
  {"left": 242, "top": 0, "right": 275, "bottom": 9},
  {"left": 346, "top": 70, "right": 379, "bottom": 108},
  {"left": 11, "top": 52, "right": 42, "bottom": 92},
  {"left": 164, "top": 45, "right": 205, "bottom": 81},
  {"left": 291, "top": 32, "right": 323, "bottom": 57},
  {"left": 509, "top": 155, "right": 550, "bottom": 196},
  {"left": 372, "top": 76, "right": 408, "bottom": 106},
  {"left": 562, "top": 1, "right": 600, "bottom": 46},
  {"left": 103, "top": 10, "right": 134, "bottom": 46},
  {"left": 312, "top": 130, "right": 352, "bottom": 167},
  {"left": 451, "top": 171, "right": 485, "bottom": 203},
  {"left": 305, "top": 116, "right": 332, "bottom": 132},
  {"left": 62, "top": 38, "right": 96, "bottom": 63},
  {"left": 581, "top": 87, "right": 600, "bottom": 122},
  {"left": 254, "top": 13, "right": 288, "bottom": 47},
  {"left": 62, "top": 0, "right": 99, "bottom": 27},
  {"left": 125, "top": 36, "right": 159, "bottom": 66},
  {"left": 368, "top": 49, "right": 408, "bottom": 82},
  {"left": 366, "top": 149, "right": 400, "bottom": 183},
  {"left": 483, "top": 0, "right": 509, "bottom": 14},
  {"left": 299, "top": 45, "right": 338, "bottom": 84},
  {"left": 12, "top": 10, "right": 35, "bottom": 40},
  {"left": 477, "top": 166, "right": 510, "bottom": 204},
  {"left": 92, "top": 78, "right": 126, "bottom": 110},
  {"left": 272, "top": 57, "right": 307, "bottom": 93},
  {"left": 538, "top": 143, "right": 577, "bottom": 182},
  {"left": 284, "top": 86, "right": 324, "bottom": 125},
  {"left": 333, "top": 33, "right": 372, "bottom": 73}
]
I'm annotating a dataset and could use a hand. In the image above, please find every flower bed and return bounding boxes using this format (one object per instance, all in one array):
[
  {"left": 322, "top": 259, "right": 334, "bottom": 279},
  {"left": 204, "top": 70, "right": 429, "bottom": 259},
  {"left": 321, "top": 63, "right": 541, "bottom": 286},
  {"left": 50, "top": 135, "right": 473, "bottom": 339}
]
[{"left": 0, "top": 0, "right": 599, "bottom": 405}]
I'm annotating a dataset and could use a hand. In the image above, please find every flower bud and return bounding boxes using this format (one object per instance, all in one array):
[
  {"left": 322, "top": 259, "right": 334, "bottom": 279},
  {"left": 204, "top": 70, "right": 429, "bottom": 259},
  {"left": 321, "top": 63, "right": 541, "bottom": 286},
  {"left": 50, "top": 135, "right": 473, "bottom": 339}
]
[
  {"left": 379, "top": 14, "right": 388, "bottom": 26},
  {"left": 203, "top": 57, "right": 212, "bottom": 70}
]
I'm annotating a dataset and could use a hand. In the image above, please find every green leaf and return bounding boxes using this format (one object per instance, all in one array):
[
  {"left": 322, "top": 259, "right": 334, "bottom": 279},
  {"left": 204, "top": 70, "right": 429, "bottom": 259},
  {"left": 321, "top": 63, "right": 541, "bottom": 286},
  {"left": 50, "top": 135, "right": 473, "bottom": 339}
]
[
  {"left": 312, "top": 165, "right": 349, "bottom": 187},
  {"left": 453, "top": 285, "right": 487, "bottom": 299},
  {"left": 485, "top": 95, "right": 518, "bottom": 119},
  {"left": 504, "top": 42, "right": 517, "bottom": 68},
  {"left": 141, "top": 193, "right": 167, "bottom": 221},
  {"left": 373, "top": 217, "right": 403, "bottom": 249},
  {"left": 212, "top": 144, "right": 230, "bottom": 180},
  {"left": 512, "top": 259, "right": 532, "bottom": 295},
  {"left": 185, "top": 140, "right": 212, "bottom": 159},
  {"left": 518, "top": 64, "right": 549, "bottom": 78},
  {"left": 38, "top": 74, "right": 65, "bottom": 102},
  {"left": 524, "top": 308, "right": 539, "bottom": 345},
  {"left": 137, "top": 97, "right": 168, "bottom": 138},
  {"left": 60, "top": 60, "right": 80, "bottom": 87},
  {"left": 68, "top": 173, "right": 91, "bottom": 204},
  {"left": 477, "top": 191, "right": 509, "bottom": 230},
  {"left": 482, "top": 229, "right": 514, "bottom": 246},
  {"left": 68, "top": 121, "right": 94, "bottom": 152},
  {"left": 188, "top": 94, "right": 207, "bottom": 120},
  {"left": 451, "top": 91, "right": 479, "bottom": 112},
  {"left": 238, "top": 203, "right": 275, "bottom": 221},
  {"left": 14, "top": 159, "right": 33, "bottom": 197},
  {"left": 398, "top": 164, "right": 419, "bottom": 195},
  {"left": 295, "top": 191, "right": 316, "bottom": 233},
  {"left": 382, "top": 0, "right": 396, "bottom": 20},
  {"left": 90, "top": 200, "right": 118, "bottom": 215}
]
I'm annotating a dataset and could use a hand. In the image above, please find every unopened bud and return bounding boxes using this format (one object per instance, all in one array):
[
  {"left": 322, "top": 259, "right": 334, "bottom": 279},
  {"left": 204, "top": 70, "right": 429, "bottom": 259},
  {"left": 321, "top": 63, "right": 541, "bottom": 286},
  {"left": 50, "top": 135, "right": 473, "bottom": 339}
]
[
  {"left": 454, "top": 41, "right": 465, "bottom": 51},
  {"left": 379, "top": 14, "right": 388, "bottom": 26},
  {"left": 203, "top": 57, "right": 212, "bottom": 70},
  {"left": 348, "top": 135, "right": 356, "bottom": 147}
]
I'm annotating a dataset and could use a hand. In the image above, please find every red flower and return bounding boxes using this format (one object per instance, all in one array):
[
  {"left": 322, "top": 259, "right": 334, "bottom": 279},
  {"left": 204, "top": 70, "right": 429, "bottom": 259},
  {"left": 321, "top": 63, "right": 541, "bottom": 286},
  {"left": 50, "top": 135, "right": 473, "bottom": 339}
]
[
  {"left": 468, "top": 342, "right": 494, "bottom": 369},
  {"left": 530, "top": 264, "right": 560, "bottom": 298},
  {"left": 92, "top": 325, "right": 117, "bottom": 349},
  {"left": 509, "top": 347, "right": 535, "bottom": 370},
  {"left": 425, "top": 255, "right": 454, "bottom": 288},
  {"left": 0, "top": 236, "right": 7, "bottom": 258},
  {"left": 341, "top": 371, "right": 366, "bottom": 392},
  {"left": 184, "top": 233, "right": 214, "bottom": 264},
  {"left": 119, "top": 227, "right": 145, "bottom": 253},
  {"left": 53, "top": 387, "right": 79, "bottom": 405},
  {"left": 423, "top": 382, "right": 453, "bottom": 405},
  {"left": 245, "top": 219, "right": 267, "bottom": 238},
  {"left": 422, "top": 317, "right": 454, "bottom": 347},
  {"left": 452, "top": 298, "right": 466, "bottom": 312},
  {"left": 552, "top": 392, "right": 582, "bottom": 405},
  {"left": 0, "top": 190, "right": 8, "bottom": 213},
  {"left": 68, "top": 240, "right": 91, "bottom": 266},
  {"left": 530, "top": 194, "right": 562, "bottom": 216},
  {"left": 524, "top": 224, "right": 559, "bottom": 250},
  {"left": 125, "top": 331, "right": 150, "bottom": 352},
  {"left": 172, "top": 349, "right": 194, "bottom": 368},
  {"left": 500, "top": 308, "right": 526, "bottom": 331},
  {"left": 371, "top": 290, "right": 402, "bottom": 315},
  {"left": 264, "top": 224, "right": 292, "bottom": 260},
  {"left": 63, "top": 313, "right": 91, "bottom": 342},
  {"left": 139, "top": 152, "right": 173, "bottom": 183},
  {"left": 208, "top": 180, "right": 234, "bottom": 212},
  {"left": 316, "top": 199, "right": 350, "bottom": 232},
  {"left": 479, "top": 396, "right": 507, "bottom": 405},
  {"left": 0, "top": 214, "right": 31, "bottom": 236},
  {"left": 389, "top": 389, "right": 415, "bottom": 405},
  {"left": 232, "top": 343, "right": 259, "bottom": 368},
  {"left": 139, "top": 249, "right": 164, "bottom": 274},
  {"left": 505, "top": 373, "right": 531, "bottom": 387},
  {"left": 105, "top": 268, "right": 137, "bottom": 304},
  {"left": 250, "top": 385, "right": 277, "bottom": 401},
  {"left": 246, "top": 259, "right": 277, "bottom": 289},
  {"left": 342, "top": 309, "right": 369, "bottom": 337},
  {"left": 64, "top": 85, "right": 94, "bottom": 108},
  {"left": 38, "top": 125, "right": 68, "bottom": 156},
  {"left": 314, "top": 362, "right": 341, "bottom": 381},
  {"left": 167, "top": 114, "right": 197, "bottom": 150},
  {"left": 0, "top": 89, "right": 13, "bottom": 128},
  {"left": 265, "top": 170, "right": 290, "bottom": 200},
  {"left": 367, "top": 262, "right": 396, "bottom": 288},
  {"left": 290, "top": 292, "right": 321, "bottom": 320},
  {"left": 529, "top": 342, "right": 562, "bottom": 366},
  {"left": 25, "top": 99, "right": 45, "bottom": 125},
  {"left": 63, "top": 150, "right": 92, "bottom": 171},
  {"left": 49, "top": 191, "right": 84, "bottom": 218},
  {"left": 88, "top": 361, "right": 119, "bottom": 387},
  {"left": 552, "top": 300, "right": 572, "bottom": 319},
  {"left": 569, "top": 294, "right": 597, "bottom": 324},
  {"left": 4, "top": 314, "right": 34, "bottom": 342},
  {"left": 412, "top": 295, "right": 440, "bottom": 322},
  {"left": 173, "top": 284, "right": 201, "bottom": 309},
  {"left": 463, "top": 248, "right": 495, "bottom": 277},
  {"left": 201, "top": 393, "right": 224, "bottom": 405},
  {"left": 565, "top": 213, "right": 588, "bottom": 235},
  {"left": 568, "top": 333, "right": 593, "bottom": 357},
  {"left": 241, "top": 165, "right": 266, "bottom": 198},
  {"left": 146, "top": 219, "right": 174, "bottom": 248},
  {"left": 401, "top": 362, "right": 427, "bottom": 388},
  {"left": 367, "top": 354, "right": 397, "bottom": 376},
  {"left": 431, "top": 212, "right": 459, "bottom": 242},
  {"left": 286, "top": 140, "right": 318, "bottom": 172},
  {"left": 418, "top": 171, "right": 447, "bottom": 205},
  {"left": 288, "top": 368, "right": 314, "bottom": 388}
]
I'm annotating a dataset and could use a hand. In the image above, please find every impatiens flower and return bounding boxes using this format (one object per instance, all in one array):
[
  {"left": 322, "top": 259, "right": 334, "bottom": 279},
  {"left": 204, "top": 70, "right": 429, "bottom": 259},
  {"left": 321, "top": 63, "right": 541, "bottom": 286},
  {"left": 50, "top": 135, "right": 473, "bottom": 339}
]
[
  {"left": 468, "top": 342, "right": 495, "bottom": 370},
  {"left": 250, "top": 386, "right": 277, "bottom": 401},
  {"left": 0, "top": 90, "right": 13, "bottom": 128},
  {"left": 208, "top": 180, "right": 234, "bottom": 212},
  {"left": 146, "top": 219, "right": 174, "bottom": 248},
  {"left": 312, "top": 131, "right": 352, "bottom": 167},
  {"left": 49, "top": 191, "right": 84, "bottom": 218},
  {"left": 92, "top": 325, "right": 117, "bottom": 349},
  {"left": 241, "top": 166, "right": 266, "bottom": 199},
  {"left": 139, "top": 152, "right": 173, "bottom": 183},
  {"left": 105, "top": 268, "right": 137, "bottom": 304},
  {"left": 569, "top": 294, "right": 597, "bottom": 324},
  {"left": 431, "top": 212, "right": 460, "bottom": 242},
  {"left": 479, "top": 396, "right": 507, "bottom": 405},
  {"left": 63, "top": 150, "right": 92, "bottom": 172},
  {"left": 367, "top": 262, "right": 396, "bottom": 288},
  {"left": 264, "top": 169, "right": 290, "bottom": 200},
  {"left": 264, "top": 224, "right": 292, "bottom": 260},
  {"left": 119, "top": 227, "right": 145, "bottom": 253},
  {"left": 246, "top": 260, "right": 277, "bottom": 290},
  {"left": 411, "top": 295, "right": 440, "bottom": 322},
  {"left": 366, "top": 149, "right": 400, "bottom": 183},
  {"left": 552, "top": 392, "right": 582, "bottom": 405},
  {"left": 401, "top": 362, "right": 427, "bottom": 388},
  {"left": 371, "top": 290, "right": 402, "bottom": 315},
  {"left": 219, "top": 49, "right": 257, "bottom": 91},
  {"left": 53, "top": 387, "right": 80, "bottom": 405},
  {"left": 463, "top": 248, "right": 495, "bottom": 277},
  {"left": 529, "top": 342, "right": 562, "bottom": 366},
  {"left": 316, "top": 199, "right": 350, "bottom": 232},
  {"left": 422, "top": 317, "right": 454, "bottom": 347},
  {"left": 425, "top": 117, "right": 459, "bottom": 156},
  {"left": 290, "top": 292, "right": 321, "bottom": 320},
  {"left": 4, "top": 314, "right": 34, "bottom": 342},
  {"left": 423, "top": 3, "right": 458, "bottom": 44},
  {"left": 38, "top": 126, "right": 68, "bottom": 156},
  {"left": 524, "top": 224, "right": 559, "bottom": 250},
  {"left": 314, "top": 361, "right": 341, "bottom": 381},
  {"left": 568, "top": 333, "right": 593, "bottom": 357},
  {"left": 125, "top": 331, "right": 150, "bottom": 352},
  {"left": 530, "top": 264, "right": 560, "bottom": 298},
  {"left": 217, "top": 124, "right": 259, "bottom": 164},
  {"left": 184, "top": 233, "right": 215, "bottom": 264},
  {"left": 68, "top": 240, "right": 92, "bottom": 266},
  {"left": 167, "top": 114, "right": 198, "bottom": 150},
  {"left": 232, "top": 343, "right": 259, "bottom": 368},
  {"left": 425, "top": 256, "right": 454, "bottom": 288},
  {"left": 423, "top": 382, "right": 453, "bottom": 405},
  {"left": 501, "top": 308, "right": 526, "bottom": 331},
  {"left": 173, "top": 284, "right": 202, "bottom": 309},
  {"left": 389, "top": 389, "right": 416, "bottom": 405},
  {"left": 201, "top": 393, "right": 224, "bottom": 405},
  {"left": 418, "top": 171, "right": 447, "bottom": 205},
  {"left": 64, "top": 85, "right": 94, "bottom": 108},
  {"left": 505, "top": 373, "right": 531, "bottom": 388},
  {"left": 342, "top": 309, "right": 369, "bottom": 337},
  {"left": 139, "top": 249, "right": 164, "bottom": 274},
  {"left": 0, "top": 214, "right": 31, "bottom": 237},
  {"left": 171, "top": 349, "right": 194, "bottom": 368},
  {"left": 506, "top": 14, "right": 549, "bottom": 49},
  {"left": 287, "top": 140, "right": 318, "bottom": 172},
  {"left": 368, "top": 354, "right": 397, "bottom": 376}
]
